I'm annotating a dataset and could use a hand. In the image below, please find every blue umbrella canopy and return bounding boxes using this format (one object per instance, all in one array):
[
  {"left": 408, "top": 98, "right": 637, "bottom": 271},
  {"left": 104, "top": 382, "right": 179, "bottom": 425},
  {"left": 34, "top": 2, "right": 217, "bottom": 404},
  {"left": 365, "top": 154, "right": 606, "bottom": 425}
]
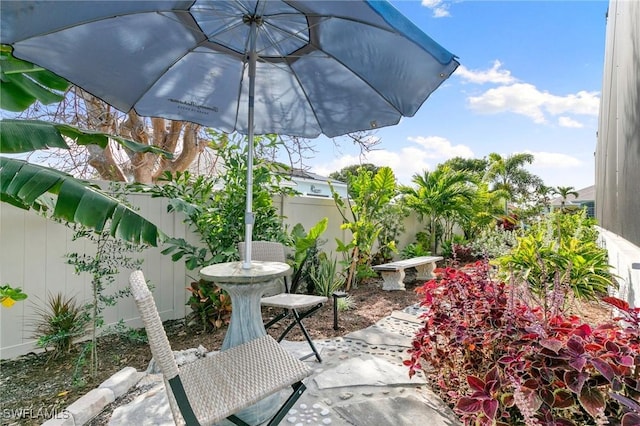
[{"left": 1, "top": 0, "right": 459, "bottom": 266}]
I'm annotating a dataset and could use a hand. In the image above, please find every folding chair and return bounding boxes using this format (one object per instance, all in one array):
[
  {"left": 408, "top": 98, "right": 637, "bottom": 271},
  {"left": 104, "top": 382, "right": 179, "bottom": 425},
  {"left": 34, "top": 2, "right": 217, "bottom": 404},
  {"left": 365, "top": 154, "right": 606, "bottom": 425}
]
[
  {"left": 239, "top": 242, "right": 328, "bottom": 362},
  {"left": 129, "top": 271, "right": 311, "bottom": 426}
]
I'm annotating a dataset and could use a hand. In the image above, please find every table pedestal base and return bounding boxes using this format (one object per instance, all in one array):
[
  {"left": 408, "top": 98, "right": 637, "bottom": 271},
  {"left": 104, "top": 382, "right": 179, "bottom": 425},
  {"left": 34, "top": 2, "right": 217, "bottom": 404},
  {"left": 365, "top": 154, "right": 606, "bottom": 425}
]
[
  {"left": 221, "top": 281, "right": 281, "bottom": 425},
  {"left": 200, "top": 261, "right": 292, "bottom": 425}
]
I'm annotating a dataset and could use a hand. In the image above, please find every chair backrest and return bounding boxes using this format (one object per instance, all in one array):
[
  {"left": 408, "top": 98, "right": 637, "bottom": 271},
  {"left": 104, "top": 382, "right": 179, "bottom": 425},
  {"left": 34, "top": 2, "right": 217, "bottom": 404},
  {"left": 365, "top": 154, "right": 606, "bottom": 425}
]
[
  {"left": 130, "top": 271, "right": 190, "bottom": 424},
  {"left": 238, "top": 241, "right": 288, "bottom": 295},
  {"left": 238, "top": 241, "right": 286, "bottom": 262},
  {"left": 129, "top": 271, "right": 179, "bottom": 380}
]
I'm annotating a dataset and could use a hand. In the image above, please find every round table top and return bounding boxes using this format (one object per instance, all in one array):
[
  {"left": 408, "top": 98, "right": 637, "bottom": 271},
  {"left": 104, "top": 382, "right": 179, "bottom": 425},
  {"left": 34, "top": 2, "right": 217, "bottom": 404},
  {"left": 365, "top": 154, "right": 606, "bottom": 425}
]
[{"left": 199, "top": 261, "right": 291, "bottom": 284}]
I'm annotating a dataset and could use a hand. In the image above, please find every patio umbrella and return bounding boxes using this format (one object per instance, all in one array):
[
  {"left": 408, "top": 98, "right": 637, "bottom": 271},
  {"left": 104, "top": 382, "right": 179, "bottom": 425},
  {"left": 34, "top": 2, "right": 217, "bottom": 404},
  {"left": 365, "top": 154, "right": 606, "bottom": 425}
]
[{"left": 1, "top": 1, "right": 459, "bottom": 268}]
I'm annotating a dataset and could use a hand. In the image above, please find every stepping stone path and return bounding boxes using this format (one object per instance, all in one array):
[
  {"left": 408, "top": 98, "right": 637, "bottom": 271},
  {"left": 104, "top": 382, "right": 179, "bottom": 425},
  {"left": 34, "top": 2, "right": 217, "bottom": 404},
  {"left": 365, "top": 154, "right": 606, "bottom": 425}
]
[{"left": 47, "top": 304, "right": 461, "bottom": 425}]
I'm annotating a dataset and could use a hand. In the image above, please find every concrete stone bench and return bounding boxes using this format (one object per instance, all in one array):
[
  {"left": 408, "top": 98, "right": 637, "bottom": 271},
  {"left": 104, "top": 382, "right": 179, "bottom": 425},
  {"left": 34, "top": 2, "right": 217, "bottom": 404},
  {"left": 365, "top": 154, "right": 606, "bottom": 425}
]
[{"left": 373, "top": 256, "right": 444, "bottom": 291}]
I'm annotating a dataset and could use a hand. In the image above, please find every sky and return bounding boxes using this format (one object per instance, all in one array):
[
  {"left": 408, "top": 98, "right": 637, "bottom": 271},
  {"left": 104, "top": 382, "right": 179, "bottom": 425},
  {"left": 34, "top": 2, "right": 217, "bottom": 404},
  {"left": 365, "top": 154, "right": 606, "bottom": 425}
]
[{"left": 310, "top": 0, "right": 608, "bottom": 190}]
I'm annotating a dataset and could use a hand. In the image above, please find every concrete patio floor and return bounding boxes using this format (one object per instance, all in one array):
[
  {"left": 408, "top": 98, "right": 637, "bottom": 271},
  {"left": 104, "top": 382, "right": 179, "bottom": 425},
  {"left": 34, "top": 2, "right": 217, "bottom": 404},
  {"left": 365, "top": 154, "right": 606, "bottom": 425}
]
[{"left": 43, "top": 304, "right": 461, "bottom": 425}]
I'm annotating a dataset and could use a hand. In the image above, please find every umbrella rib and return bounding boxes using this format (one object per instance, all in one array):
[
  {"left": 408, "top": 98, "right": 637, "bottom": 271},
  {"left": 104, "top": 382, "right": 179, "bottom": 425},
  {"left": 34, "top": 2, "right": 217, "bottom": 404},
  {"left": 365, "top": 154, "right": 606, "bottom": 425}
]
[
  {"left": 251, "top": 16, "right": 324, "bottom": 132},
  {"left": 123, "top": 11, "right": 213, "bottom": 112},
  {"left": 249, "top": 13, "right": 406, "bottom": 134},
  {"left": 307, "top": 16, "right": 406, "bottom": 122}
]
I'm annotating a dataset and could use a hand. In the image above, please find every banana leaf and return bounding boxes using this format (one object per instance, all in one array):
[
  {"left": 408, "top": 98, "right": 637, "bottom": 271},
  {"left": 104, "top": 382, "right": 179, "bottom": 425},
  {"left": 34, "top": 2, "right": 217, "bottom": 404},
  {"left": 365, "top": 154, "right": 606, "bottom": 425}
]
[
  {"left": 0, "top": 119, "right": 173, "bottom": 157},
  {"left": 0, "top": 157, "right": 164, "bottom": 246}
]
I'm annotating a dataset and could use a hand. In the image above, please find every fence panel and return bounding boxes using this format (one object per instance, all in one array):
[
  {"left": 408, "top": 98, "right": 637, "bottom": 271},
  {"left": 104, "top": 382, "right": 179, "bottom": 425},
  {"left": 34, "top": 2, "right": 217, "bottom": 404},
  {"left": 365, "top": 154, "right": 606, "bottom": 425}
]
[{"left": 1, "top": 192, "right": 425, "bottom": 358}]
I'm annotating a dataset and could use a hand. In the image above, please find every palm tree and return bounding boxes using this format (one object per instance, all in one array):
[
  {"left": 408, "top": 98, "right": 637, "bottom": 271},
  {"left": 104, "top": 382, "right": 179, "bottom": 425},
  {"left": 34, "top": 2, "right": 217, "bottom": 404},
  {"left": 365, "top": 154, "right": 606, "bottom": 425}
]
[
  {"left": 463, "top": 181, "right": 509, "bottom": 239},
  {"left": 535, "top": 184, "right": 556, "bottom": 213},
  {"left": 554, "top": 186, "right": 580, "bottom": 210},
  {"left": 484, "top": 152, "right": 542, "bottom": 213},
  {"left": 400, "top": 166, "right": 475, "bottom": 255}
]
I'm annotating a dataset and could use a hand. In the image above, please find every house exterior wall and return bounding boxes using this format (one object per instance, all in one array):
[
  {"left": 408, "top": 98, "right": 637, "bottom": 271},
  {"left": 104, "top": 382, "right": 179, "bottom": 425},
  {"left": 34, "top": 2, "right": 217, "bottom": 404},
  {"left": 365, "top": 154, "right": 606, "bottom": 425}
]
[
  {"left": 595, "top": 0, "right": 640, "bottom": 309},
  {"left": 288, "top": 176, "right": 348, "bottom": 199},
  {"left": 596, "top": 0, "right": 640, "bottom": 248}
]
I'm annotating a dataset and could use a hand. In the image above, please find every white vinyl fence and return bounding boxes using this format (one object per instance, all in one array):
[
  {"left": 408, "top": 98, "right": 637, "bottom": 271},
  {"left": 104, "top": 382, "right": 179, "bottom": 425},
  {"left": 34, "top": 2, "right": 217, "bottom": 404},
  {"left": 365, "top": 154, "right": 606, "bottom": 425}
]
[
  {"left": 0, "top": 191, "right": 423, "bottom": 359},
  {"left": 597, "top": 227, "right": 640, "bottom": 309}
]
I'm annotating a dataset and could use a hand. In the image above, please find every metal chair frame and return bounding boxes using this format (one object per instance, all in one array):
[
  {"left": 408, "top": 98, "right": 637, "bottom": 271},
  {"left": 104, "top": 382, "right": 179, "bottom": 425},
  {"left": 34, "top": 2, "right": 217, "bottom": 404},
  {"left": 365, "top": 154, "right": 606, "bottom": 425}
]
[
  {"left": 239, "top": 241, "right": 328, "bottom": 362},
  {"left": 129, "top": 270, "right": 311, "bottom": 426}
]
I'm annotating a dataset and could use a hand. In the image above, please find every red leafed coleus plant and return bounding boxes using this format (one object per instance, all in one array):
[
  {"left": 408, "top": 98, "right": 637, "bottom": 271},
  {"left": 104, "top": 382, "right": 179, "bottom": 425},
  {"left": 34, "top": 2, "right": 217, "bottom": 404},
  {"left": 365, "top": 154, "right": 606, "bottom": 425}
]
[{"left": 405, "top": 261, "right": 640, "bottom": 425}]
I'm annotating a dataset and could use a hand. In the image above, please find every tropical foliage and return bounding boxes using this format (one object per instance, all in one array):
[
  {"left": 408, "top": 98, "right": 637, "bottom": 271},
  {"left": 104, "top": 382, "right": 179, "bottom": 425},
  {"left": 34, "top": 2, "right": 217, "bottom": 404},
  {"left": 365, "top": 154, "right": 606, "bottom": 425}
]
[
  {"left": 484, "top": 152, "right": 542, "bottom": 213},
  {"left": 287, "top": 218, "right": 329, "bottom": 294},
  {"left": 328, "top": 163, "right": 380, "bottom": 193},
  {"left": 0, "top": 46, "right": 166, "bottom": 246},
  {"left": 466, "top": 227, "right": 518, "bottom": 260},
  {"left": 309, "top": 253, "right": 345, "bottom": 298},
  {"left": 330, "top": 166, "right": 397, "bottom": 290},
  {"left": 374, "top": 201, "right": 408, "bottom": 263},
  {"left": 185, "top": 279, "right": 232, "bottom": 332},
  {"left": 0, "top": 284, "right": 27, "bottom": 308},
  {"left": 406, "top": 261, "right": 638, "bottom": 426},
  {"left": 31, "top": 292, "right": 88, "bottom": 359},
  {"left": 401, "top": 165, "right": 476, "bottom": 255},
  {"left": 0, "top": 44, "right": 68, "bottom": 111},
  {"left": 554, "top": 185, "right": 580, "bottom": 210},
  {"left": 141, "top": 134, "right": 291, "bottom": 270},
  {"left": 495, "top": 211, "right": 615, "bottom": 303},
  {"left": 65, "top": 206, "right": 145, "bottom": 378}
]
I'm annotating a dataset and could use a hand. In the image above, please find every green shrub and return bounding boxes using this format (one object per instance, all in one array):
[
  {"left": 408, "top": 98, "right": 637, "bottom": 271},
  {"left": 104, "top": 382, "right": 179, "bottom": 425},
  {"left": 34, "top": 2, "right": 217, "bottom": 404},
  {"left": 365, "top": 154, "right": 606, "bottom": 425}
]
[
  {"left": 495, "top": 211, "right": 616, "bottom": 302},
  {"left": 107, "top": 319, "right": 148, "bottom": 344},
  {"left": 467, "top": 227, "right": 517, "bottom": 259},
  {"left": 374, "top": 202, "right": 407, "bottom": 263},
  {"left": 331, "top": 166, "right": 397, "bottom": 290},
  {"left": 400, "top": 242, "right": 431, "bottom": 259},
  {"left": 337, "top": 295, "right": 355, "bottom": 311},
  {"left": 287, "top": 218, "right": 328, "bottom": 294},
  {"left": 32, "top": 293, "right": 88, "bottom": 359},
  {"left": 186, "top": 279, "right": 232, "bottom": 332},
  {"left": 309, "top": 254, "right": 345, "bottom": 297},
  {"left": 145, "top": 136, "right": 290, "bottom": 270}
]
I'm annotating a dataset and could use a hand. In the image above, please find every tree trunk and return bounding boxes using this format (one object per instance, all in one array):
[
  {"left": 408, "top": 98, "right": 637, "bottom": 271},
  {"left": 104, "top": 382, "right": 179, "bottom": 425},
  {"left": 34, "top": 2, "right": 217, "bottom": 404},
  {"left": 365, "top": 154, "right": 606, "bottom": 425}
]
[
  {"left": 430, "top": 217, "right": 438, "bottom": 256},
  {"left": 152, "top": 121, "right": 203, "bottom": 180},
  {"left": 87, "top": 144, "right": 127, "bottom": 181},
  {"left": 345, "top": 246, "right": 359, "bottom": 291},
  {"left": 79, "top": 90, "right": 127, "bottom": 181}
]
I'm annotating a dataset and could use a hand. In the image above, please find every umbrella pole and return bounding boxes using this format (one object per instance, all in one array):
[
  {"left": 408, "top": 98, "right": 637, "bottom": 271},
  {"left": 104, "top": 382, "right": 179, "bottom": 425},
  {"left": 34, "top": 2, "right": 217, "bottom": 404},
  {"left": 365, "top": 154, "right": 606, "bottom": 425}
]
[{"left": 243, "top": 20, "right": 258, "bottom": 270}]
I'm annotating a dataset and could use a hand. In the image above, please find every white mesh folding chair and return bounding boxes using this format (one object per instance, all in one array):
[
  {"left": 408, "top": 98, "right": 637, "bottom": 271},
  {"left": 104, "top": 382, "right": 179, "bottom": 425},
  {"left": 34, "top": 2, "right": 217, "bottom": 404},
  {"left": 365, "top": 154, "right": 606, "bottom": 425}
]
[
  {"left": 239, "top": 242, "right": 328, "bottom": 362},
  {"left": 129, "top": 270, "right": 311, "bottom": 426}
]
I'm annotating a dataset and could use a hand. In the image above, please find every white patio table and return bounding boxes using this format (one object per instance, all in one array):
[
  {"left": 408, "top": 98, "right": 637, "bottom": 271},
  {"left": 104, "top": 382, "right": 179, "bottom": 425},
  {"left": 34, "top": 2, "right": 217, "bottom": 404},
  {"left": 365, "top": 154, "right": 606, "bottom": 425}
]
[
  {"left": 199, "top": 261, "right": 293, "bottom": 424},
  {"left": 199, "top": 260, "right": 291, "bottom": 349}
]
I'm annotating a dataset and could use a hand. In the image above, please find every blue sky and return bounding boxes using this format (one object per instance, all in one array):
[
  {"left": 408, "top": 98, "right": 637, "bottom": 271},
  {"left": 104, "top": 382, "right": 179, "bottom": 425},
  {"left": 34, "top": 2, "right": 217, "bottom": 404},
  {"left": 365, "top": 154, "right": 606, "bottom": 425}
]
[{"left": 311, "top": 0, "right": 608, "bottom": 190}]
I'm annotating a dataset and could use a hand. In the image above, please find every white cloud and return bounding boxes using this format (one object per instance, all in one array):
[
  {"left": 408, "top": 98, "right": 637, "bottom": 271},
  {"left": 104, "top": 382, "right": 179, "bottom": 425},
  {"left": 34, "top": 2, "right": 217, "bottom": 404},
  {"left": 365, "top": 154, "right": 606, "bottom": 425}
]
[
  {"left": 456, "top": 60, "right": 517, "bottom": 85},
  {"left": 407, "top": 136, "right": 474, "bottom": 159},
  {"left": 421, "top": 0, "right": 451, "bottom": 18},
  {"left": 525, "top": 150, "right": 589, "bottom": 187},
  {"left": 312, "top": 136, "right": 473, "bottom": 185},
  {"left": 524, "top": 150, "right": 583, "bottom": 168},
  {"left": 558, "top": 116, "right": 583, "bottom": 128},
  {"left": 544, "top": 90, "right": 601, "bottom": 116},
  {"left": 467, "top": 83, "right": 600, "bottom": 124}
]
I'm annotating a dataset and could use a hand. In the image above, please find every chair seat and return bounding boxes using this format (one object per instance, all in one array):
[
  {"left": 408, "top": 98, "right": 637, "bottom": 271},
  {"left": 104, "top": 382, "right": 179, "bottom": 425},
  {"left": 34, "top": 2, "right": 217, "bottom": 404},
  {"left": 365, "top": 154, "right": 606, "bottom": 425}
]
[
  {"left": 239, "top": 241, "right": 329, "bottom": 363},
  {"left": 176, "top": 335, "right": 311, "bottom": 425},
  {"left": 261, "top": 294, "right": 328, "bottom": 310}
]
